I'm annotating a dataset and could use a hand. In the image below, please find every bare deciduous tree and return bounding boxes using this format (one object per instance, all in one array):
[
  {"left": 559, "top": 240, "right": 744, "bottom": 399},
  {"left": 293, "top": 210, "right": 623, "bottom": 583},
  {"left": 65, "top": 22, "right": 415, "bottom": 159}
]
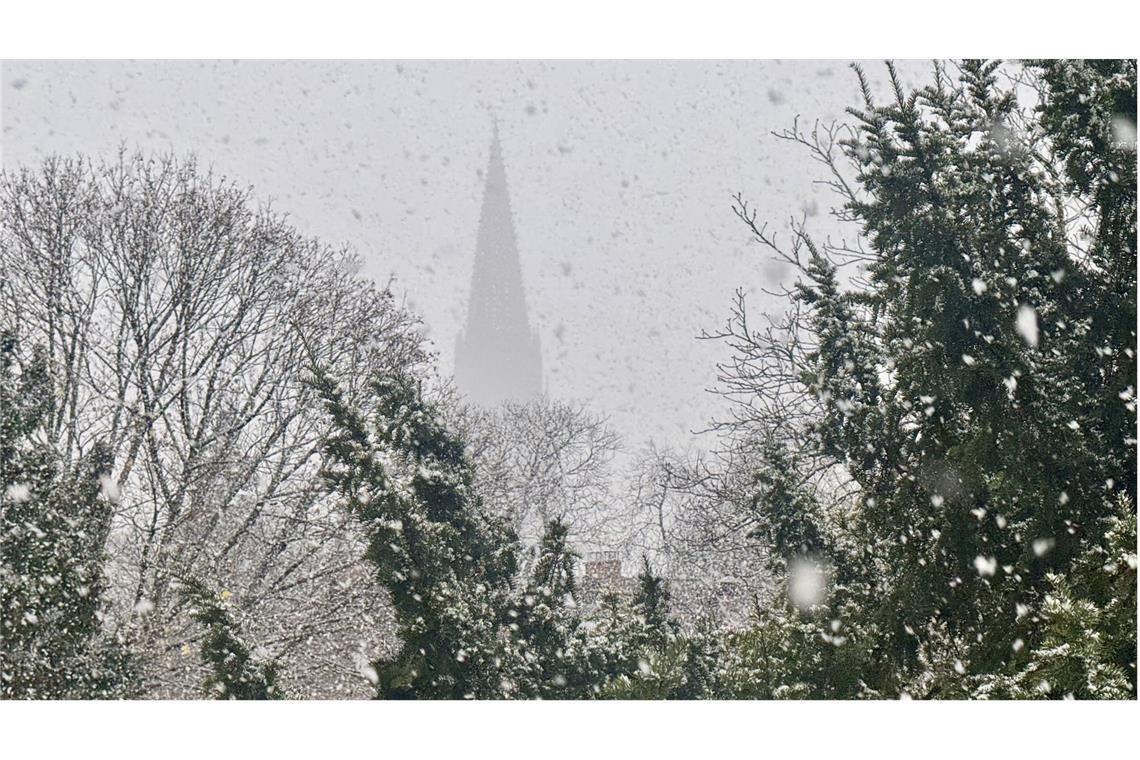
[
  {"left": 463, "top": 397, "right": 622, "bottom": 551},
  {"left": 0, "top": 152, "right": 426, "bottom": 696}
]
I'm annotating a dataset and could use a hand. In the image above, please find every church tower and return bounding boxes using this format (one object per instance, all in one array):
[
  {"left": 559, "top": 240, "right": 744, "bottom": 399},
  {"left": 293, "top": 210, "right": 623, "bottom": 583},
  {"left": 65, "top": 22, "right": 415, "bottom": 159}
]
[{"left": 455, "top": 123, "right": 543, "bottom": 406}]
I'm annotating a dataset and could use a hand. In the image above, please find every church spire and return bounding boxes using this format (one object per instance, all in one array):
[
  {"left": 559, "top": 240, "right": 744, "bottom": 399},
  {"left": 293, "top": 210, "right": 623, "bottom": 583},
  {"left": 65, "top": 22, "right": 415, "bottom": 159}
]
[{"left": 455, "top": 123, "right": 543, "bottom": 406}]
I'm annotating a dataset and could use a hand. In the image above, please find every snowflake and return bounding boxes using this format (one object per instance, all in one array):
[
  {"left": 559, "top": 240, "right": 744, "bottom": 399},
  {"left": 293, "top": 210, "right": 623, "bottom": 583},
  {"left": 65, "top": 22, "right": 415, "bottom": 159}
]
[
  {"left": 1015, "top": 304, "right": 1039, "bottom": 348},
  {"left": 98, "top": 475, "right": 121, "bottom": 503},
  {"left": 788, "top": 557, "right": 828, "bottom": 612},
  {"left": 973, "top": 555, "right": 997, "bottom": 577},
  {"left": 1032, "top": 538, "right": 1055, "bottom": 558}
]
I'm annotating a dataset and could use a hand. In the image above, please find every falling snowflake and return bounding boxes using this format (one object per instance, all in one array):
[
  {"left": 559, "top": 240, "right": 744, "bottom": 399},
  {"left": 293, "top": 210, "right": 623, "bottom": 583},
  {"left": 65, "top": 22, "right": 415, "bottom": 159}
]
[
  {"left": 1003, "top": 375, "right": 1018, "bottom": 394},
  {"left": 788, "top": 557, "right": 828, "bottom": 612},
  {"left": 98, "top": 475, "right": 121, "bottom": 503},
  {"left": 360, "top": 664, "right": 379, "bottom": 686},
  {"left": 973, "top": 555, "right": 997, "bottom": 577},
  {"left": 1111, "top": 116, "right": 1137, "bottom": 151},
  {"left": 1015, "top": 304, "right": 1039, "bottom": 348}
]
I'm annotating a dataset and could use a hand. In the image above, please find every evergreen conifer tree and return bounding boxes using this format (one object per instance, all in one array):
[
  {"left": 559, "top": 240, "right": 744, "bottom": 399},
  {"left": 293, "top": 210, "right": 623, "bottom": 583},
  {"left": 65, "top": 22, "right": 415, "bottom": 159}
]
[
  {"left": 721, "top": 59, "right": 1136, "bottom": 698},
  {"left": 513, "top": 519, "right": 591, "bottom": 698},
  {"left": 179, "top": 577, "right": 285, "bottom": 700},
  {"left": 314, "top": 366, "right": 519, "bottom": 699},
  {"left": 1, "top": 332, "right": 133, "bottom": 698},
  {"left": 632, "top": 557, "right": 676, "bottom": 650}
]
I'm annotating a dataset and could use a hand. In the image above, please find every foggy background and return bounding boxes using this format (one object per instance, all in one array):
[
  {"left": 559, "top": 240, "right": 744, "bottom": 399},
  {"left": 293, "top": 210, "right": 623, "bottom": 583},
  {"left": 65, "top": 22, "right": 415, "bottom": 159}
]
[{"left": 0, "top": 60, "right": 933, "bottom": 448}]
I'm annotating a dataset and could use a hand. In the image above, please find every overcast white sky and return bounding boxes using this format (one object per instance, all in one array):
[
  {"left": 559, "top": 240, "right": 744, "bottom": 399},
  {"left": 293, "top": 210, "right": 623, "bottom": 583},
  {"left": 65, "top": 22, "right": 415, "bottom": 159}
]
[{"left": 1, "top": 60, "right": 934, "bottom": 449}]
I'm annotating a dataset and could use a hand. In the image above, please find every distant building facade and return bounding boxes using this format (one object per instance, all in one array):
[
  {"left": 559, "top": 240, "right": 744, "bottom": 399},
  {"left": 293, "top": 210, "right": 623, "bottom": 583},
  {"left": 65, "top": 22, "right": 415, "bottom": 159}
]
[{"left": 455, "top": 124, "right": 543, "bottom": 406}]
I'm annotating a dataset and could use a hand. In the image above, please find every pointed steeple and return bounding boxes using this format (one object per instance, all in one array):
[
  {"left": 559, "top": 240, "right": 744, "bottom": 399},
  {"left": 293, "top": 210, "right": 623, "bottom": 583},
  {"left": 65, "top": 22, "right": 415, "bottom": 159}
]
[{"left": 455, "top": 123, "right": 543, "bottom": 406}]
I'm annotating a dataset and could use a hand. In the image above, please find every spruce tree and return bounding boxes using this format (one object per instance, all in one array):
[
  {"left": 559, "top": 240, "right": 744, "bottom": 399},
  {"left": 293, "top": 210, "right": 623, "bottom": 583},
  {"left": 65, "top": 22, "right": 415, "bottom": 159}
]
[
  {"left": 314, "top": 366, "right": 519, "bottom": 699},
  {"left": 719, "top": 59, "right": 1135, "bottom": 698},
  {"left": 593, "top": 563, "right": 728, "bottom": 699},
  {"left": 974, "top": 492, "right": 1136, "bottom": 698},
  {"left": 513, "top": 518, "right": 590, "bottom": 698},
  {"left": 179, "top": 577, "right": 285, "bottom": 700},
  {"left": 580, "top": 590, "right": 643, "bottom": 694},
  {"left": 745, "top": 438, "right": 831, "bottom": 568},
  {"left": 668, "top": 620, "right": 722, "bottom": 700},
  {"left": 1, "top": 332, "right": 132, "bottom": 698},
  {"left": 834, "top": 59, "right": 1135, "bottom": 695},
  {"left": 631, "top": 557, "right": 676, "bottom": 649}
]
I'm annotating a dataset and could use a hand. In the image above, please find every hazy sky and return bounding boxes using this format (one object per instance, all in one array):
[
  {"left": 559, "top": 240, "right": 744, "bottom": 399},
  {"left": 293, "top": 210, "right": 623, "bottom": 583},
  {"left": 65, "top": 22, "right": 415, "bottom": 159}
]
[{"left": 1, "top": 60, "right": 934, "bottom": 448}]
